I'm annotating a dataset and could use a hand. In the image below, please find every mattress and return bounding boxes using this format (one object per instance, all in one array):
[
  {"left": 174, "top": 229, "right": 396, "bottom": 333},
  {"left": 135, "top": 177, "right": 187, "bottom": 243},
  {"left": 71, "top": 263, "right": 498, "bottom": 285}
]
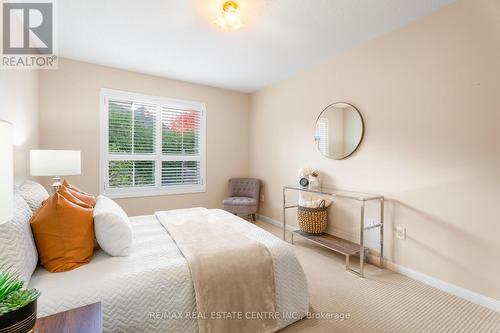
[{"left": 29, "top": 209, "right": 309, "bottom": 332}]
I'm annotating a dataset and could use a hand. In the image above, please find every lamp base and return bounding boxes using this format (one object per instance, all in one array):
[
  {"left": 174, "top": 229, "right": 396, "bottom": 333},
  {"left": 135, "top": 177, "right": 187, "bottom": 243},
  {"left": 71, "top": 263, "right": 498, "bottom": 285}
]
[{"left": 51, "top": 177, "right": 62, "bottom": 193}]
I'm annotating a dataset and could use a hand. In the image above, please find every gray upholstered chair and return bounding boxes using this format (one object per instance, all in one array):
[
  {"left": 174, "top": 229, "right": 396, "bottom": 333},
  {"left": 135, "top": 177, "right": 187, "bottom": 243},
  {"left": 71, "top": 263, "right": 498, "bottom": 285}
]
[{"left": 223, "top": 178, "right": 261, "bottom": 221}]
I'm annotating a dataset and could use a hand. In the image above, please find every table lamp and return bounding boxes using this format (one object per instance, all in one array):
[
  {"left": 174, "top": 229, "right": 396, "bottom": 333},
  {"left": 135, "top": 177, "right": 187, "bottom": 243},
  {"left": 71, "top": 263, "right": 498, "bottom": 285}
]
[
  {"left": 0, "top": 120, "right": 13, "bottom": 224},
  {"left": 30, "top": 149, "right": 81, "bottom": 192}
]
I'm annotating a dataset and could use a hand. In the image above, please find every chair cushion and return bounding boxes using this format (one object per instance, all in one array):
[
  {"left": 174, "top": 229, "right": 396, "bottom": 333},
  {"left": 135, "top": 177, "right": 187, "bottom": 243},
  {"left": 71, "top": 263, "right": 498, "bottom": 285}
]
[
  {"left": 30, "top": 193, "right": 94, "bottom": 273},
  {"left": 17, "top": 180, "right": 50, "bottom": 212},
  {"left": 93, "top": 195, "right": 132, "bottom": 257},
  {"left": 223, "top": 197, "right": 258, "bottom": 206},
  {"left": 0, "top": 194, "right": 38, "bottom": 285}
]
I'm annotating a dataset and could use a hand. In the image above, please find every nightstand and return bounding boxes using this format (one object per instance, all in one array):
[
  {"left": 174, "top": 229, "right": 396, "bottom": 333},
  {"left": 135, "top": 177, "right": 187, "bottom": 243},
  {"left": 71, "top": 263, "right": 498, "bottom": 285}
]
[{"left": 34, "top": 302, "right": 102, "bottom": 333}]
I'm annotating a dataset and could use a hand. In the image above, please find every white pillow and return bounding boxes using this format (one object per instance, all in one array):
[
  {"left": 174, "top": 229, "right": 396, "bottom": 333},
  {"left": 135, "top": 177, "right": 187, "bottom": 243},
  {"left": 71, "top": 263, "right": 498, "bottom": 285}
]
[
  {"left": 0, "top": 194, "right": 38, "bottom": 285},
  {"left": 93, "top": 195, "right": 132, "bottom": 257},
  {"left": 17, "top": 180, "right": 50, "bottom": 212}
]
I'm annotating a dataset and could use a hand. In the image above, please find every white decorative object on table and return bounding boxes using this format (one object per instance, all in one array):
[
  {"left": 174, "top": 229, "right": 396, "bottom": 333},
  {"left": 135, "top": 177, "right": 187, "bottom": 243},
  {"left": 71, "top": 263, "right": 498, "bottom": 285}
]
[
  {"left": 308, "top": 171, "right": 320, "bottom": 189},
  {"left": 298, "top": 167, "right": 320, "bottom": 189},
  {"left": 298, "top": 167, "right": 314, "bottom": 179},
  {"left": 298, "top": 167, "right": 330, "bottom": 208}
]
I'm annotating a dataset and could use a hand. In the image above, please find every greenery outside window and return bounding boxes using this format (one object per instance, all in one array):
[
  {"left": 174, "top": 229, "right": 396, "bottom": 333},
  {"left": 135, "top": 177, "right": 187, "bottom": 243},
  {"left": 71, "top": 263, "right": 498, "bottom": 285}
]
[{"left": 100, "top": 89, "right": 206, "bottom": 198}]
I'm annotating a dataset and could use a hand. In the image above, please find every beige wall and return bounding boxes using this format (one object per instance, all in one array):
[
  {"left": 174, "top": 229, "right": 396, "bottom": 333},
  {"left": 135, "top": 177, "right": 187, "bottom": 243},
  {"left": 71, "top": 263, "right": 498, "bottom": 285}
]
[
  {"left": 39, "top": 59, "right": 250, "bottom": 215},
  {"left": 0, "top": 70, "right": 39, "bottom": 184},
  {"left": 249, "top": 0, "right": 500, "bottom": 300}
]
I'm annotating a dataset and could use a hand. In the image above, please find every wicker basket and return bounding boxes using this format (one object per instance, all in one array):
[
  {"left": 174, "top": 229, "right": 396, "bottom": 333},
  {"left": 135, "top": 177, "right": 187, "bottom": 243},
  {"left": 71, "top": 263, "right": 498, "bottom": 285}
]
[{"left": 297, "top": 200, "right": 328, "bottom": 235}]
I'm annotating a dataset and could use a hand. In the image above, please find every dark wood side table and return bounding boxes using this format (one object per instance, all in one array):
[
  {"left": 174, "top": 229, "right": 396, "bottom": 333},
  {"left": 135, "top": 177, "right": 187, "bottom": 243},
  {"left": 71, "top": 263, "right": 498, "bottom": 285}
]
[{"left": 34, "top": 302, "right": 102, "bottom": 333}]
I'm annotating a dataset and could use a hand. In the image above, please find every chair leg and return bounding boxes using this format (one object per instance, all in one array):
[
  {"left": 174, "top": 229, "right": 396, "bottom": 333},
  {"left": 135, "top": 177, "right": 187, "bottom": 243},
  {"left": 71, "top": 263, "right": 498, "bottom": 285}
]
[{"left": 252, "top": 213, "right": 256, "bottom": 221}]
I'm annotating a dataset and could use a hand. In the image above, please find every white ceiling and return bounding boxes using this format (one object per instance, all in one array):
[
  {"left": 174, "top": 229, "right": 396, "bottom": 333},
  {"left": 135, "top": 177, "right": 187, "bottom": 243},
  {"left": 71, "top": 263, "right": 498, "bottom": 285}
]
[{"left": 59, "top": 0, "right": 455, "bottom": 92}]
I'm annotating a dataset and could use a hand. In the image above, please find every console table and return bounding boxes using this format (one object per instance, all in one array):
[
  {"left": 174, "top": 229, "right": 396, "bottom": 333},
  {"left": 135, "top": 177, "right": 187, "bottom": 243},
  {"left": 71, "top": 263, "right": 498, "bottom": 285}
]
[{"left": 283, "top": 185, "right": 384, "bottom": 277}]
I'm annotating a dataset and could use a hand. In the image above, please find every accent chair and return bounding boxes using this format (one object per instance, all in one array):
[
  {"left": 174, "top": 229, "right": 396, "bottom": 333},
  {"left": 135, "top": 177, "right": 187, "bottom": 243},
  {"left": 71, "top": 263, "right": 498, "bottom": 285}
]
[{"left": 223, "top": 178, "right": 261, "bottom": 221}]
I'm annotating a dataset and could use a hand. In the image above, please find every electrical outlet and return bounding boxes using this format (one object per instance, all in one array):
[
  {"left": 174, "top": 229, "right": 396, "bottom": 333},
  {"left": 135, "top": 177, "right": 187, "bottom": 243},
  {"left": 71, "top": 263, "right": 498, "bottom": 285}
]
[
  {"left": 260, "top": 194, "right": 265, "bottom": 202},
  {"left": 396, "top": 226, "right": 406, "bottom": 240}
]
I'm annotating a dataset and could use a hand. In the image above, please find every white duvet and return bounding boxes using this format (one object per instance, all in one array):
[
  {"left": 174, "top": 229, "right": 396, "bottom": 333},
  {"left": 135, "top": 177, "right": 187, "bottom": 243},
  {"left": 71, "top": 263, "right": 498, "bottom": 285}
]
[{"left": 29, "top": 209, "right": 309, "bottom": 333}]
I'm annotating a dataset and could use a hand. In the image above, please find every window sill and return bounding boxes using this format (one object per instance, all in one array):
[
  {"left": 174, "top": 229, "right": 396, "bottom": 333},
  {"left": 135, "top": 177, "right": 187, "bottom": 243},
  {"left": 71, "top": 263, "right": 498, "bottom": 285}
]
[{"left": 102, "top": 185, "right": 206, "bottom": 199}]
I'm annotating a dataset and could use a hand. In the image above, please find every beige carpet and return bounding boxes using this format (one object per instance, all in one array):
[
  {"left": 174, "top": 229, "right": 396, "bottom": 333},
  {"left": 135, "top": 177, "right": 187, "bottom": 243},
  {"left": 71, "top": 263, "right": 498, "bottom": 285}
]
[{"left": 255, "top": 221, "right": 500, "bottom": 333}]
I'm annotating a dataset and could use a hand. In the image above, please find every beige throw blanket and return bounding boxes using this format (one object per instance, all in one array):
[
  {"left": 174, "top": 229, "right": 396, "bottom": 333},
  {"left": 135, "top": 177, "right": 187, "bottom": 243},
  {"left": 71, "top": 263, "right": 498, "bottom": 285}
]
[{"left": 155, "top": 208, "right": 278, "bottom": 333}]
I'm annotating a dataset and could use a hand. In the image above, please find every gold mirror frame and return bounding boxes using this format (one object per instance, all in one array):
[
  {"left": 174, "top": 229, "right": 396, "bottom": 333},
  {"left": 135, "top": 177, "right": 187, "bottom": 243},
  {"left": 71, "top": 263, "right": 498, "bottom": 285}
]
[{"left": 314, "top": 102, "right": 365, "bottom": 160}]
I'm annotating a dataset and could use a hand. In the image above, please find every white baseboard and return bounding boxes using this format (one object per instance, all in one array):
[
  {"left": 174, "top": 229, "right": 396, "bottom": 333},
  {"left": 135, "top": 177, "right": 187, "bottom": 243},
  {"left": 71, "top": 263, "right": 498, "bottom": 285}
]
[
  {"left": 258, "top": 214, "right": 500, "bottom": 313},
  {"left": 257, "top": 214, "right": 297, "bottom": 232},
  {"left": 391, "top": 263, "right": 499, "bottom": 312}
]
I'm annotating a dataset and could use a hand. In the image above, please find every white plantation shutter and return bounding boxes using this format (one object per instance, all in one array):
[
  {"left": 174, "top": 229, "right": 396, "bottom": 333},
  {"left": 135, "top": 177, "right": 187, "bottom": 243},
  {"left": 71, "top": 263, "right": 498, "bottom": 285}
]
[
  {"left": 108, "top": 99, "right": 157, "bottom": 155},
  {"left": 101, "top": 89, "right": 206, "bottom": 198},
  {"left": 107, "top": 98, "right": 157, "bottom": 189},
  {"left": 161, "top": 108, "right": 202, "bottom": 186},
  {"left": 108, "top": 160, "right": 155, "bottom": 188},
  {"left": 161, "top": 108, "right": 201, "bottom": 156},
  {"left": 162, "top": 161, "right": 201, "bottom": 186}
]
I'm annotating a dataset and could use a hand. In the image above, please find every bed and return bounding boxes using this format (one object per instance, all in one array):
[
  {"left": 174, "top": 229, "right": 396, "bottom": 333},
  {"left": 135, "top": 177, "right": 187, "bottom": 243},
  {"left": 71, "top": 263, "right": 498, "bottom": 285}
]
[{"left": 29, "top": 209, "right": 309, "bottom": 332}]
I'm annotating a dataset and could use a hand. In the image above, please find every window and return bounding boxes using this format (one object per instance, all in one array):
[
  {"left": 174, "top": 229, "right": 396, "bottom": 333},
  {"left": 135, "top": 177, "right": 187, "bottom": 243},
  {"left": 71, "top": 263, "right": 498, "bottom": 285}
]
[{"left": 100, "top": 89, "right": 206, "bottom": 198}]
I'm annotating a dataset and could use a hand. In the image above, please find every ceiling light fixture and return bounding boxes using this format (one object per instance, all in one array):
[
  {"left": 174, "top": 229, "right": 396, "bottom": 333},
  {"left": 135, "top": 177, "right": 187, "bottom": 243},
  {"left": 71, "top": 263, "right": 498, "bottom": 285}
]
[{"left": 216, "top": 1, "right": 242, "bottom": 31}]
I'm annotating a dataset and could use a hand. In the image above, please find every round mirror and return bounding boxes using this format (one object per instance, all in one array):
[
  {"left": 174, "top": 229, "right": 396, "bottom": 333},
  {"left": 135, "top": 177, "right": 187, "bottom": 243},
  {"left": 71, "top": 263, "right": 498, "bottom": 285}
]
[{"left": 314, "top": 102, "right": 364, "bottom": 159}]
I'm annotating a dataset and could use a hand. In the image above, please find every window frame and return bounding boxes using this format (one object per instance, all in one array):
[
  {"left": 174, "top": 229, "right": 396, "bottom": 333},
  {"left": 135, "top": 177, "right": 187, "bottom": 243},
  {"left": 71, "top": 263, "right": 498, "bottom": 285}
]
[{"left": 99, "top": 88, "right": 207, "bottom": 199}]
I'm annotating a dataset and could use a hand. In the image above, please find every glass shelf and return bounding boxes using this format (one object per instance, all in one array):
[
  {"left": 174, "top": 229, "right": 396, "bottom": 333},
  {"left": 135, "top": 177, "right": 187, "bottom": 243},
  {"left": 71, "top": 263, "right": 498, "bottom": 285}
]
[{"left": 284, "top": 185, "right": 383, "bottom": 201}]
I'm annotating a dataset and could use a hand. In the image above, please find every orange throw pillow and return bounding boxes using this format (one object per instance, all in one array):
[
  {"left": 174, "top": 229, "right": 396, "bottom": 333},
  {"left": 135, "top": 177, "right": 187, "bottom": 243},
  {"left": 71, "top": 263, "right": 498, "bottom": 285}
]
[
  {"left": 58, "top": 184, "right": 100, "bottom": 251},
  {"left": 62, "top": 179, "right": 88, "bottom": 194},
  {"left": 59, "top": 183, "right": 100, "bottom": 251},
  {"left": 62, "top": 180, "right": 96, "bottom": 207},
  {"left": 30, "top": 193, "right": 94, "bottom": 273},
  {"left": 58, "top": 185, "right": 92, "bottom": 208}
]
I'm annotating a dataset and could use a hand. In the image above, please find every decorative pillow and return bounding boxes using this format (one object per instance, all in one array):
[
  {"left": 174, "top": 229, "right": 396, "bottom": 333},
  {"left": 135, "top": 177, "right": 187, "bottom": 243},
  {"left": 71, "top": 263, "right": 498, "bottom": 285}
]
[
  {"left": 62, "top": 179, "right": 83, "bottom": 192},
  {"left": 30, "top": 193, "right": 94, "bottom": 273},
  {"left": 0, "top": 194, "right": 38, "bottom": 285},
  {"left": 17, "top": 180, "right": 50, "bottom": 212},
  {"left": 93, "top": 195, "right": 132, "bottom": 257},
  {"left": 57, "top": 185, "right": 100, "bottom": 251},
  {"left": 62, "top": 180, "right": 96, "bottom": 207},
  {"left": 58, "top": 185, "right": 93, "bottom": 208}
]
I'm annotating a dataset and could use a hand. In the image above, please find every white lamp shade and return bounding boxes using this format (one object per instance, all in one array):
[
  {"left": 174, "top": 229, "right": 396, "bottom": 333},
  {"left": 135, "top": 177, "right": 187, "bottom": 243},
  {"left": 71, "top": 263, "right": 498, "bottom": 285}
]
[
  {"left": 0, "top": 121, "right": 13, "bottom": 224},
  {"left": 30, "top": 150, "right": 81, "bottom": 176}
]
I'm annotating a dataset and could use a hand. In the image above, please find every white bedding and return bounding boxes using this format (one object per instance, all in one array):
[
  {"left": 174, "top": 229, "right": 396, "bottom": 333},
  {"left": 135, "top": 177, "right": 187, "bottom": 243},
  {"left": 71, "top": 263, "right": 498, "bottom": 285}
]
[{"left": 29, "top": 209, "right": 309, "bottom": 332}]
